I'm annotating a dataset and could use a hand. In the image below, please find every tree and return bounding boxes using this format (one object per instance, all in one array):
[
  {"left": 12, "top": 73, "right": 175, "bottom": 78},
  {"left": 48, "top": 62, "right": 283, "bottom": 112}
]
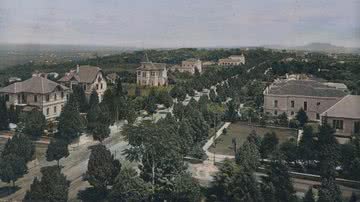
[
  {"left": 169, "top": 173, "right": 201, "bottom": 202},
  {"left": 1, "top": 133, "right": 35, "bottom": 163},
  {"left": 211, "top": 159, "right": 237, "bottom": 200},
  {"left": 278, "top": 112, "right": 288, "bottom": 127},
  {"left": 108, "top": 167, "right": 151, "bottom": 202},
  {"left": 144, "top": 94, "right": 157, "bottom": 114},
  {"left": 260, "top": 132, "right": 279, "bottom": 158},
  {"left": 349, "top": 192, "right": 357, "bottom": 202},
  {"left": 303, "top": 187, "right": 316, "bottom": 202},
  {"left": 298, "top": 125, "right": 316, "bottom": 166},
  {"left": 236, "top": 140, "right": 261, "bottom": 171},
  {"left": 0, "top": 95, "right": 9, "bottom": 130},
  {"left": 57, "top": 94, "right": 83, "bottom": 142},
  {"left": 0, "top": 154, "right": 27, "bottom": 187},
  {"left": 23, "top": 110, "right": 46, "bottom": 138},
  {"left": 89, "top": 89, "right": 99, "bottom": 108},
  {"left": 8, "top": 104, "right": 19, "bottom": 124},
  {"left": 247, "top": 130, "right": 262, "bottom": 148},
  {"left": 92, "top": 105, "right": 111, "bottom": 143},
  {"left": 209, "top": 89, "right": 217, "bottom": 102},
  {"left": 318, "top": 177, "right": 342, "bottom": 202},
  {"left": 85, "top": 144, "right": 121, "bottom": 192},
  {"left": 318, "top": 124, "right": 340, "bottom": 176},
  {"left": 72, "top": 85, "right": 89, "bottom": 112},
  {"left": 46, "top": 138, "right": 69, "bottom": 166},
  {"left": 135, "top": 86, "right": 141, "bottom": 97},
  {"left": 224, "top": 100, "right": 238, "bottom": 122},
  {"left": 279, "top": 138, "right": 298, "bottom": 164},
  {"left": 24, "top": 166, "right": 70, "bottom": 202},
  {"left": 296, "top": 108, "right": 308, "bottom": 127},
  {"left": 262, "top": 160, "right": 297, "bottom": 202}
]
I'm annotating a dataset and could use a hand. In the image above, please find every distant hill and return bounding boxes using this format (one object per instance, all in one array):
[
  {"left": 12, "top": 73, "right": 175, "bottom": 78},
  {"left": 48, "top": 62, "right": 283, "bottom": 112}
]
[{"left": 265, "top": 43, "right": 360, "bottom": 54}]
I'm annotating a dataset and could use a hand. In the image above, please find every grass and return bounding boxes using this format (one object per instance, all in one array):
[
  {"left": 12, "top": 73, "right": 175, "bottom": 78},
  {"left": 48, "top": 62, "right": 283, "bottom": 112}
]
[{"left": 209, "top": 122, "right": 297, "bottom": 156}]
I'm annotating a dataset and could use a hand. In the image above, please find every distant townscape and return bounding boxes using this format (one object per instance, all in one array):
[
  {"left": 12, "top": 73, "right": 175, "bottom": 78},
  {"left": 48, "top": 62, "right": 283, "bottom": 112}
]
[{"left": 0, "top": 47, "right": 359, "bottom": 201}]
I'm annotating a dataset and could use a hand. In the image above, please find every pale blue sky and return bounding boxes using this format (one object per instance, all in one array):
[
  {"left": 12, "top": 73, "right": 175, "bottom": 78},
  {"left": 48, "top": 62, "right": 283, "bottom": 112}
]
[{"left": 0, "top": 0, "right": 359, "bottom": 47}]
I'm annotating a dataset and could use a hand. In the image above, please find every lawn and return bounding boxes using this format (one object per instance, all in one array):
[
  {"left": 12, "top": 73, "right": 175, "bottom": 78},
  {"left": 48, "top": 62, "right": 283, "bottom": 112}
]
[{"left": 209, "top": 122, "right": 297, "bottom": 156}]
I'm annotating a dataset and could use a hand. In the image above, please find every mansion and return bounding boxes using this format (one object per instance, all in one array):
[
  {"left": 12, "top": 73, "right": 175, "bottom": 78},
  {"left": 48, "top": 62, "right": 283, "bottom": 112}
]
[
  {"left": 218, "top": 54, "right": 246, "bottom": 66},
  {"left": 0, "top": 76, "right": 70, "bottom": 120},
  {"left": 58, "top": 65, "right": 107, "bottom": 102},
  {"left": 136, "top": 62, "right": 168, "bottom": 87}
]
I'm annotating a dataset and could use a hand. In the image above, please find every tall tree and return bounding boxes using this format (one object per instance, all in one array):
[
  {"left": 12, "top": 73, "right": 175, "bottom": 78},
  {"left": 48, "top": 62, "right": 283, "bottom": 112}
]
[
  {"left": 1, "top": 133, "right": 35, "bottom": 163},
  {"left": 72, "top": 85, "right": 89, "bottom": 113},
  {"left": 23, "top": 110, "right": 46, "bottom": 138},
  {"left": 209, "top": 89, "right": 217, "bottom": 102},
  {"left": 169, "top": 173, "right": 201, "bottom": 202},
  {"left": 303, "top": 187, "right": 316, "bottom": 202},
  {"left": 349, "top": 192, "right": 357, "bottom": 202},
  {"left": 318, "top": 124, "right": 340, "bottom": 177},
  {"left": 318, "top": 177, "right": 342, "bottom": 202},
  {"left": 260, "top": 132, "right": 279, "bottom": 158},
  {"left": 57, "top": 94, "right": 84, "bottom": 142},
  {"left": 92, "top": 104, "right": 111, "bottom": 143},
  {"left": 89, "top": 89, "right": 99, "bottom": 108},
  {"left": 296, "top": 108, "right": 308, "bottom": 127},
  {"left": 298, "top": 126, "right": 316, "bottom": 166},
  {"left": 224, "top": 100, "right": 238, "bottom": 122},
  {"left": 46, "top": 138, "right": 69, "bottom": 166},
  {"left": 24, "top": 166, "right": 70, "bottom": 202},
  {"left": 236, "top": 139, "right": 261, "bottom": 172},
  {"left": 262, "top": 160, "right": 297, "bottom": 202},
  {"left": 0, "top": 95, "right": 9, "bottom": 130},
  {"left": 0, "top": 154, "right": 27, "bottom": 187},
  {"left": 279, "top": 138, "right": 298, "bottom": 164},
  {"left": 85, "top": 144, "right": 121, "bottom": 192},
  {"left": 108, "top": 167, "right": 151, "bottom": 202}
]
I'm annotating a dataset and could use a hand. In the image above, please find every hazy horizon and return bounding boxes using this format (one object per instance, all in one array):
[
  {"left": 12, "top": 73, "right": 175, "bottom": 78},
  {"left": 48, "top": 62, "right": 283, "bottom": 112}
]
[{"left": 1, "top": 0, "right": 359, "bottom": 48}]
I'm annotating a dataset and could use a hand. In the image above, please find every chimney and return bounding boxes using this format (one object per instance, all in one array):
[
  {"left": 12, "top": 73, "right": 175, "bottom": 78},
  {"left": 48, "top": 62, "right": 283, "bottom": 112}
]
[{"left": 76, "top": 64, "right": 80, "bottom": 73}]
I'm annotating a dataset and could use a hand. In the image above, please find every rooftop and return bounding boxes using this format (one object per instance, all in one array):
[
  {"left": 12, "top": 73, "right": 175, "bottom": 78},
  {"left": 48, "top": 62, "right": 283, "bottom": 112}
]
[
  {"left": 266, "top": 79, "right": 348, "bottom": 97},
  {"left": 0, "top": 76, "right": 68, "bottom": 94},
  {"left": 321, "top": 95, "right": 360, "bottom": 119},
  {"left": 58, "top": 65, "right": 102, "bottom": 83}
]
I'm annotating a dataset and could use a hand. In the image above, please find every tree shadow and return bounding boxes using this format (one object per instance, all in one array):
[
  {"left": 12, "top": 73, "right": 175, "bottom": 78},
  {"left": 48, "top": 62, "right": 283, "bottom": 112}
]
[
  {"left": 77, "top": 187, "right": 108, "bottom": 202},
  {"left": 0, "top": 186, "right": 20, "bottom": 198}
]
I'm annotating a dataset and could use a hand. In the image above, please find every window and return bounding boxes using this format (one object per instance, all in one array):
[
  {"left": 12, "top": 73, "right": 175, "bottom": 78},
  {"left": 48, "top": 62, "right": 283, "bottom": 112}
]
[
  {"left": 355, "top": 122, "right": 360, "bottom": 134},
  {"left": 333, "top": 120, "right": 343, "bottom": 130},
  {"left": 17, "top": 95, "right": 21, "bottom": 102},
  {"left": 274, "top": 100, "right": 278, "bottom": 108},
  {"left": 46, "top": 108, "right": 50, "bottom": 115},
  {"left": 142, "top": 72, "right": 147, "bottom": 77},
  {"left": 54, "top": 106, "right": 57, "bottom": 113},
  {"left": 317, "top": 102, "right": 321, "bottom": 106},
  {"left": 61, "top": 92, "right": 64, "bottom": 98},
  {"left": 46, "top": 95, "right": 50, "bottom": 102},
  {"left": 101, "top": 83, "right": 103, "bottom": 89},
  {"left": 5, "top": 94, "right": 9, "bottom": 101},
  {"left": 316, "top": 113, "right": 320, "bottom": 120},
  {"left": 96, "top": 84, "right": 99, "bottom": 90},
  {"left": 291, "top": 100, "right": 295, "bottom": 108},
  {"left": 274, "top": 110, "right": 278, "bottom": 115},
  {"left": 151, "top": 72, "right": 156, "bottom": 76},
  {"left": 84, "top": 85, "right": 87, "bottom": 91},
  {"left": 54, "top": 93, "right": 57, "bottom": 100},
  {"left": 304, "top": 101, "right": 307, "bottom": 111},
  {"left": 137, "top": 71, "right": 141, "bottom": 76},
  {"left": 291, "top": 111, "right": 294, "bottom": 115},
  {"left": 34, "top": 95, "right": 37, "bottom": 102}
]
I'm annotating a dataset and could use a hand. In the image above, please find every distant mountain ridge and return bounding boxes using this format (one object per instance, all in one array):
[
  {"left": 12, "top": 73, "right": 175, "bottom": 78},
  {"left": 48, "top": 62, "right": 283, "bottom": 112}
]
[{"left": 265, "top": 43, "right": 360, "bottom": 54}]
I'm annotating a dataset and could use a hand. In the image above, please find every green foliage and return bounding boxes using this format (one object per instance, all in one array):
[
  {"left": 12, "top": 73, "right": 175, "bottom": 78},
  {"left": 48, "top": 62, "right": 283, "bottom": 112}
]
[
  {"left": 23, "top": 110, "right": 46, "bottom": 138},
  {"left": 57, "top": 94, "right": 84, "bottom": 142},
  {"left": 2, "top": 133, "right": 35, "bottom": 163},
  {"left": 86, "top": 144, "right": 121, "bottom": 191},
  {"left": 296, "top": 108, "right": 308, "bottom": 127},
  {"left": 24, "top": 166, "right": 70, "bottom": 202},
  {"left": 91, "top": 104, "right": 111, "bottom": 142},
  {"left": 108, "top": 167, "right": 151, "bottom": 202},
  {"left": 89, "top": 89, "right": 99, "bottom": 108},
  {"left": 318, "top": 177, "right": 342, "bottom": 202},
  {"left": 224, "top": 100, "right": 238, "bottom": 122},
  {"left": 0, "top": 95, "right": 9, "bottom": 130},
  {"left": 72, "top": 85, "right": 89, "bottom": 113},
  {"left": 318, "top": 124, "right": 340, "bottom": 177},
  {"left": 260, "top": 132, "right": 279, "bottom": 158},
  {"left": 236, "top": 139, "right": 261, "bottom": 172},
  {"left": 349, "top": 192, "right": 357, "bottom": 202},
  {"left": 169, "top": 85, "right": 186, "bottom": 101},
  {"left": 46, "top": 138, "right": 69, "bottom": 166},
  {"left": 303, "top": 188, "right": 316, "bottom": 202},
  {"left": 0, "top": 154, "right": 27, "bottom": 186},
  {"left": 277, "top": 112, "right": 289, "bottom": 127},
  {"left": 209, "top": 89, "right": 217, "bottom": 102},
  {"left": 279, "top": 138, "right": 298, "bottom": 164},
  {"left": 262, "top": 160, "right": 297, "bottom": 202},
  {"left": 298, "top": 126, "right": 316, "bottom": 165},
  {"left": 168, "top": 173, "right": 202, "bottom": 202}
]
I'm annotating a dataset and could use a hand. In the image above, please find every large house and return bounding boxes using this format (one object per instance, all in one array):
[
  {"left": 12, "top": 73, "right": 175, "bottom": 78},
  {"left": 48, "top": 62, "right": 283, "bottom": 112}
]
[
  {"left": 179, "top": 58, "right": 202, "bottom": 74},
  {"left": 321, "top": 95, "right": 360, "bottom": 136},
  {"left": 0, "top": 76, "right": 70, "bottom": 120},
  {"left": 218, "top": 54, "right": 246, "bottom": 66},
  {"left": 136, "top": 62, "right": 168, "bottom": 87},
  {"left": 263, "top": 76, "right": 348, "bottom": 121},
  {"left": 58, "top": 65, "right": 107, "bottom": 102}
]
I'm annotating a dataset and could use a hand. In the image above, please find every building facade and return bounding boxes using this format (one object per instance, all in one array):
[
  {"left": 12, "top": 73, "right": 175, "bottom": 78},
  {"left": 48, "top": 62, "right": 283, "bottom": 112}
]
[
  {"left": 321, "top": 95, "right": 360, "bottom": 136},
  {"left": 179, "top": 58, "right": 202, "bottom": 74},
  {"left": 263, "top": 78, "right": 347, "bottom": 121},
  {"left": 218, "top": 54, "right": 246, "bottom": 66},
  {"left": 0, "top": 76, "right": 70, "bottom": 120},
  {"left": 58, "top": 65, "right": 107, "bottom": 102},
  {"left": 136, "top": 62, "right": 168, "bottom": 87}
]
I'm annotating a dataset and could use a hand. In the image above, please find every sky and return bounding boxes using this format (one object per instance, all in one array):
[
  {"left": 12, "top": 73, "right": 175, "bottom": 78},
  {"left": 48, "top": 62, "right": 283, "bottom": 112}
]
[{"left": 0, "top": 0, "right": 359, "bottom": 48}]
